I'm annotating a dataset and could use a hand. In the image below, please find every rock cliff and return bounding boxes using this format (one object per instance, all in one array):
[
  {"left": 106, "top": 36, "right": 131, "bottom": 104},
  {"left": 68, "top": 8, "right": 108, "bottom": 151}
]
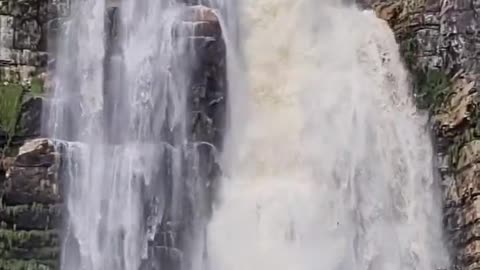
[
  {"left": 0, "top": 1, "right": 226, "bottom": 269},
  {"left": 0, "top": 139, "right": 61, "bottom": 270},
  {"left": 360, "top": 0, "right": 480, "bottom": 269},
  {"left": 0, "top": 0, "right": 65, "bottom": 268}
]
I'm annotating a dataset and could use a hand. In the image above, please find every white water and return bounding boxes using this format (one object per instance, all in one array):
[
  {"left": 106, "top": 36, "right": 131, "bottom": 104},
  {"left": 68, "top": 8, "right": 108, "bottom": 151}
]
[
  {"left": 208, "top": 1, "right": 450, "bottom": 270},
  {"left": 48, "top": 1, "right": 200, "bottom": 270},
  {"left": 46, "top": 0, "right": 451, "bottom": 269}
]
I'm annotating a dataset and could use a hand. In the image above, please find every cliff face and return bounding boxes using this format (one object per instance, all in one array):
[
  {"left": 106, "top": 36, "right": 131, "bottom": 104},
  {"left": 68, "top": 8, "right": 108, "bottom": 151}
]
[
  {"left": 361, "top": 0, "right": 480, "bottom": 269},
  {"left": 0, "top": 1, "right": 65, "bottom": 269},
  {"left": 0, "top": 139, "right": 61, "bottom": 270},
  {"left": 0, "top": 1, "right": 227, "bottom": 270}
]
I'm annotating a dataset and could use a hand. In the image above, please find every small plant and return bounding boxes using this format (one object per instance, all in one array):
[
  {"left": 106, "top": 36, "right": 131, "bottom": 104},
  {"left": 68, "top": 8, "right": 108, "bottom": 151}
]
[
  {"left": 414, "top": 69, "right": 451, "bottom": 110},
  {"left": 30, "top": 77, "right": 45, "bottom": 96},
  {"left": 400, "top": 36, "right": 417, "bottom": 69},
  {"left": 0, "top": 83, "right": 25, "bottom": 153}
]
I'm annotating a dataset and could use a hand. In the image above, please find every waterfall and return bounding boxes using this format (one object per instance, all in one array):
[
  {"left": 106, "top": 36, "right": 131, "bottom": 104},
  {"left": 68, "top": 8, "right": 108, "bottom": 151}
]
[
  {"left": 44, "top": 0, "right": 450, "bottom": 270},
  {"left": 46, "top": 1, "right": 211, "bottom": 270},
  {"left": 208, "top": 1, "right": 450, "bottom": 270}
]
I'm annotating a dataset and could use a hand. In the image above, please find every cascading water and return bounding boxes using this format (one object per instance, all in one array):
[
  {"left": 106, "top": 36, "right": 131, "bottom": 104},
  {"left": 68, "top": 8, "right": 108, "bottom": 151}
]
[
  {"left": 208, "top": 1, "right": 451, "bottom": 270},
  {"left": 45, "top": 0, "right": 451, "bottom": 269},
  {"left": 46, "top": 1, "right": 212, "bottom": 270}
]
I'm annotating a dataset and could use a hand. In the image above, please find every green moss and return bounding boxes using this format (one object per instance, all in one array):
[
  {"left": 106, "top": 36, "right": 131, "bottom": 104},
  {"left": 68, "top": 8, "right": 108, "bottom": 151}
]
[
  {"left": 0, "top": 229, "right": 59, "bottom": 249},
  {"left": 0, "top": 83, "right": 24, "bottom": 137},
  {"left": 400, "top": 37, "right": 417, "bottom": 69},
  {"left": 30, "top": 78, "right": 44, "bottom": 96},
  {"left": 0, "top": 204, "right": 62, "bottom": 230},
  {"left": 414, "top": 69, "right": 451, "bottom": 110},
  {"left": 0, "top": 204, "right": 59, "bottom": 218},
  {"left": 0, "top": 246, "right": 59, "bottom": 260},
  {"left": 0, "top": 229, "right": 58, "bottom": 269},
  {"left": 0, "top": 259, "right": 55, "bottom": 270}
]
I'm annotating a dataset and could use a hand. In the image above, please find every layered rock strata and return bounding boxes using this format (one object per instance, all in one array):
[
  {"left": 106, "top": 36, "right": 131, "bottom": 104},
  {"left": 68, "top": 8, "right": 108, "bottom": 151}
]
[
  {"left": 0, "top": 1, "right": 226, "bottom": 269},
  {"left": 0, "top": 139, "right": 61, "bottom": 270},
  {"left": 360, "top": 0, "right": 480, "bottom": 269},
  {"left": 0, "top": 1, "right": 67, "bottom": 269}
]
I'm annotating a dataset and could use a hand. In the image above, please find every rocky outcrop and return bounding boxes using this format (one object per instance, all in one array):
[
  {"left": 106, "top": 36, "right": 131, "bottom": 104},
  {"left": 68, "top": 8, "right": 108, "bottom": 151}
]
[
  {"left": 0, "top": 0, "right": 62, "bottom": 149},
  {"left": 0, "top": 138, "right": 61, "bottom": 270},
  {"left": 0, "top": 0, "right": 62, "bottom": 268},
  {"left": 359, "top": 0, "right": 480, "bottom": 269}
]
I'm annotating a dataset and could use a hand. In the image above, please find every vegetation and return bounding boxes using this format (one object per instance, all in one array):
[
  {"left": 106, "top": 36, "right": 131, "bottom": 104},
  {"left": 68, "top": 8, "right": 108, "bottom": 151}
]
[
  {"left": 400, "top": 36, "right": 417, "bottom": 69},
  {"left": 414, "top": 69, "right": 451, "bottom": 110},
  {"left": 0, "top": 83, "right": 24, "bottom": 143},
  {"left": 0, "top": 76, "right": 45, "bottom": 153},
  {"left": 0, "top": 229, "right": 58, "bottom": 269},
  {"left": 0, "top": 246, "right": 59, "bottom": 260},
  {"left": 30, "top": 78, "right": 45, "bottom": 97},
  {"left": 0, "top": 258, "right": 55, "bottom": 270},
  {"left": 0, "top": 229, "right": 59, "bottom": 249}
]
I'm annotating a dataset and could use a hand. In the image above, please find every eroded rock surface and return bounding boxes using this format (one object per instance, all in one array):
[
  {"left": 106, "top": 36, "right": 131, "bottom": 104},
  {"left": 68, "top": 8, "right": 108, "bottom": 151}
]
[
  {"left": 139, "top": 4, "right": 226, "bottom": 270},
  {"left": 0, "top": 138, "right": 61, "bottom": 270},
  {"left": 359, "top": 0, "right": 480, "bottom": 269},
  {"left": 0, "top": 1, "right": 59, "bottom": 267},
  {"left": 1, "top": 1, "right": 226, "bottom": 269}
]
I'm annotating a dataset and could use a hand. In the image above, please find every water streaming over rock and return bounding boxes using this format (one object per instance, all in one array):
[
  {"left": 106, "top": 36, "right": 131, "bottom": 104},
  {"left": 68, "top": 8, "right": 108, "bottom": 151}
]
[
  {"left": 46, "top": 1, "right": 220, "bottom": 269},
  {"left": 207, "top": 1, "right": 451, "bottom": 270},
  {"left": 44, "top": 0, "right": 450, "bottom": 270}
]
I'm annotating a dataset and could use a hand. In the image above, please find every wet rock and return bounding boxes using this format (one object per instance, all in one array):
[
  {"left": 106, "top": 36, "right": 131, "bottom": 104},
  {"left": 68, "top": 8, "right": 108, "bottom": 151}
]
[
  {"left": 14, "top": 139, "right": 57, "bottom": 168},
  {"left": 372, "top": 1, "right": 403, "bottom": 23},
  {"left": 455, "top": 163, "right": 480, "bottom": 201},
  {"left": 0, "top": 15, "right": 14, "bottom": 50},
  {"left": 139, "top": 4, "right": 226, "bottom": 270},
  {"left": 182, "top": 5, "right": 219, "bottom": 23},
  {"left": 434, "top": 76, "right": 477, "bottom": 137},
  {"left": 0, "top": 204, "right": 61, "bottom": 230},
  {"left": 1, "top": 1, "right": 224, "bottom": 269},
  {"left": 14, "top": 18, "right": 41, "bottom": 50},
  {"left": 0, "top": 229, "right": 59, "bottom": 262},
  {"left": 16, "top": 95, "right": 43, "bottom": 140},
  {"left": 3, "top": 166, "right": 59, "bottom": 205},
  {"left": 0, "top": 139, "right": 61, "bottom": 269},
  {"left": 0, "top": 0, "right": 68, "bottom": 269},
  {"left": 360, "top": 0, "right": 480, "bottom": 268},
  {"left": 1, "top": 139, "right": 59, "bottom": 205},
  {"left": 39, "top": 0, "right": 70, "bottom": 23}
]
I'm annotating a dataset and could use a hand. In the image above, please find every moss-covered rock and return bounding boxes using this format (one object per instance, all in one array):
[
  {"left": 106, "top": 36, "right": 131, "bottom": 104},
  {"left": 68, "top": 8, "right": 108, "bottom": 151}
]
[
  {"left": 0, "top": 246, "right": 59, "bottom": 261},
  {"left": 0, "top": 139, "right": 61, "bottom": 269},
  {"left": 413, "top": 69, "right": 451, "bottom": 110},
  {"left": 16, "top": 95, "right": 42, "bottom": 139},
  {"left": 0, "top": 204, "right": 61, "bottom": 230},
  {"left": 0, "top": 258, "right": 56, "bottom": 270},
  {"left": 29, "top": 77, "right": 44, "bottom": 96},
  {"left": 0, "top": 73, "right": 46, "bottom": 150},
  {"left": 0, "top": 82, "right": 24, "bottom": 146},
  {"left": 0, "top": 229, "right": 58, "bottom": 250}
]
